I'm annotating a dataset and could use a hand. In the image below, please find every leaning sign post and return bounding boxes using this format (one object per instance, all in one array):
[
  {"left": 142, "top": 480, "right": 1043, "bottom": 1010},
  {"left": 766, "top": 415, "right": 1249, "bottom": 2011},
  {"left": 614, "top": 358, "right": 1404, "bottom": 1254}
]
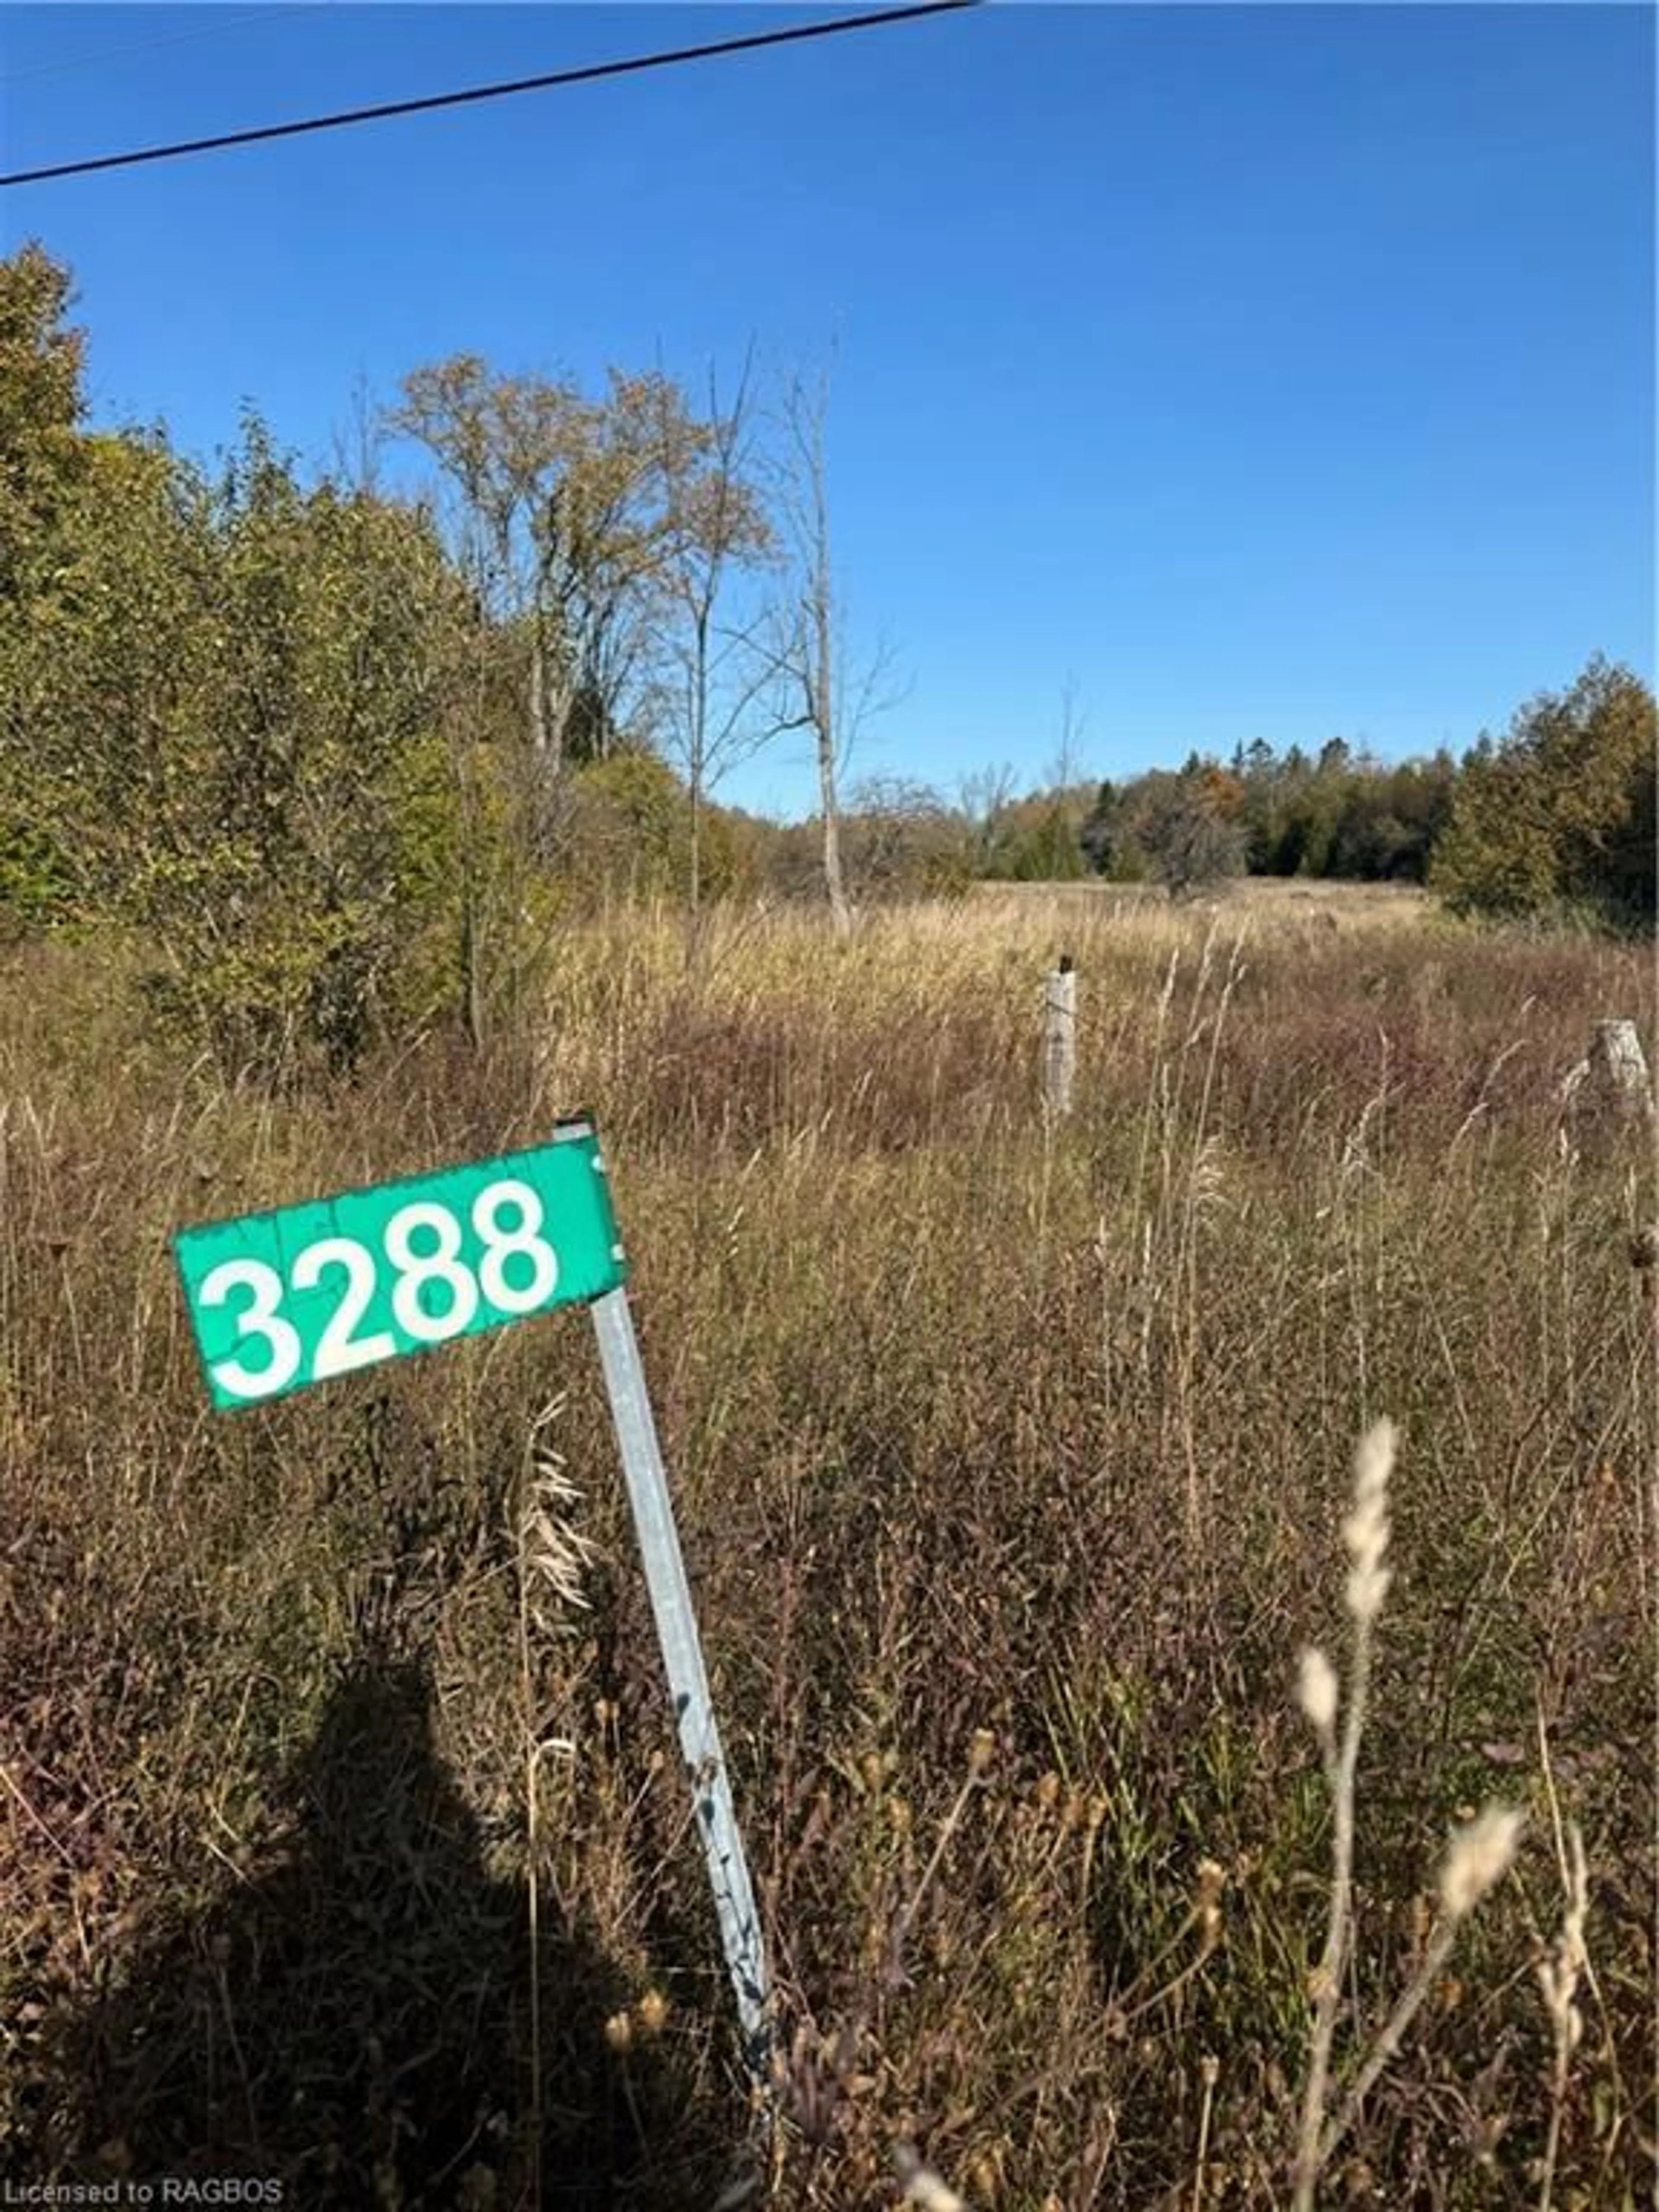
[{"left": 172, "top": 1116, "right": 770, "bottom": 2079}]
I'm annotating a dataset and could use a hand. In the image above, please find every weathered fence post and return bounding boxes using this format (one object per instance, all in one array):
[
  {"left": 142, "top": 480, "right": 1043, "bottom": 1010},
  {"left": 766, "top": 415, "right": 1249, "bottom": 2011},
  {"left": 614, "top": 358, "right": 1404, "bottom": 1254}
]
[
  {"left": 1043, "top": 954, "right": 1077, "bottom": 1119},
  {"left": 1590, "top": 1019, "right": 1654, "bottom": 1125}
]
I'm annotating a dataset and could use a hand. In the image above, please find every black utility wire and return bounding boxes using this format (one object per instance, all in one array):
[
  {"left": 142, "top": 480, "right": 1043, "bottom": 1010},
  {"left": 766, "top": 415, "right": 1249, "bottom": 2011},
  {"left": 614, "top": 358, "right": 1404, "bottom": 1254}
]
[
  {"left": 0, "top": 7, "right": 296, "bottom": 89},
  {"left": 0, "top": 0, "right": 982, "bottom": 190}
]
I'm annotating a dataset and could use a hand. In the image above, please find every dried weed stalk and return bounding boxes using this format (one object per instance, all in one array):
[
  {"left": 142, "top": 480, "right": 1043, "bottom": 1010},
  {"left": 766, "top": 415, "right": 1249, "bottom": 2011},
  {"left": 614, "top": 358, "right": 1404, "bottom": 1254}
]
[{"left": 1292, "top": 1420, "right": 1523, "bottom": 2208}]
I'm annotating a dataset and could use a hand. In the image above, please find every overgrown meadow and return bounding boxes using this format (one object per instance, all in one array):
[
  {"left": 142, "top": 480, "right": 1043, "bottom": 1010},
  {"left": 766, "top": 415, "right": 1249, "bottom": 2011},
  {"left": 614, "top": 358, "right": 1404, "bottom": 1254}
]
[{"left": 1, "top": 886, "right": 1653, "bottom": 2209}]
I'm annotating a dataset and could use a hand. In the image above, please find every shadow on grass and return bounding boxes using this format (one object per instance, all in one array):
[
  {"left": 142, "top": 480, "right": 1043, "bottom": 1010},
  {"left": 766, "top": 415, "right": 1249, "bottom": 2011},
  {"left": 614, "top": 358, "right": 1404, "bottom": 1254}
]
[{"left": 41, "top": 1656, "right": 734, "bottom": 2210}]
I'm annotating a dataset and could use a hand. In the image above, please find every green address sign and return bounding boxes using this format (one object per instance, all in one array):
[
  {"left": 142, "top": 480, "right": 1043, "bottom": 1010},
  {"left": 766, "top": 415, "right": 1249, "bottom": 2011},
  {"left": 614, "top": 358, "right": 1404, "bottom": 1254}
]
[
  {"left": 173, "top": 1120, "right": 626, "bottom": 1410},
  {"left": 172, "top": 1114, "right": 771, "bottom": 2075}
]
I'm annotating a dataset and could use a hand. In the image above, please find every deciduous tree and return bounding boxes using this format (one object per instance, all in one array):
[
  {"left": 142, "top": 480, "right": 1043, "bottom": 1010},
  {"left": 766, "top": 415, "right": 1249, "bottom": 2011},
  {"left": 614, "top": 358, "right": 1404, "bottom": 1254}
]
[
  {"left": 0, "top": 241, "right": 87, "bottom": 599},
  {"left": 390, "top": 356, "right": 683, "bottom": 785},
  {"left": 1431, "top": 656, "right": 1655, "bottom": 928},
  {"left": 645, "top": 353, "right": 781, "bottom": 932},
  {"left": 768, "top": 365, "right": 904, "bottom": 935}
]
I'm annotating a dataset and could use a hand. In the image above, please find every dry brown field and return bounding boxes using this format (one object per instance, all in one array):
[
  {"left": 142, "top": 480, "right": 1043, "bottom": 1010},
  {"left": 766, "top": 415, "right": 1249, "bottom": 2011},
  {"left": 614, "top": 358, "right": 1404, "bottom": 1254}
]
[{"left": 1, "top": 893, "right": 1653, "bottom": 2209}]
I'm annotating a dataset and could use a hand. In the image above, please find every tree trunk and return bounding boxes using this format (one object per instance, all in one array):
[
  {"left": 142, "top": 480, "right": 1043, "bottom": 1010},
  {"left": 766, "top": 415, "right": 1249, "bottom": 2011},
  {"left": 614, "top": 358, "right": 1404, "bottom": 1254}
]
[
  {"left": 818, "top": 728, "right": 852, "bottom": 937},
  {"left": 526, "top": 614, "right": 571, "bottom": 860},
  {"left": 527, "top": 622, "right": 553, "bottom": 762},
  {"left": 460, "top": 885, "right": 485, "bottom": 1054},
  {"left": 689, "top": 780, "right": 702, "bottom": 921},
  {"left": 814, "top": 556, "right": 853, "bottom": 937}
]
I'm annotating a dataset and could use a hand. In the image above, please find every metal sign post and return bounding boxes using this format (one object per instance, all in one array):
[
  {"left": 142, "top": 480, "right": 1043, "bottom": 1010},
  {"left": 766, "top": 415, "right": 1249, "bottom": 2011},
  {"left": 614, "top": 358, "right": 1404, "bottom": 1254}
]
[
  {"left": 172, "top": 1117, "right": 770, "bottom": 2085},
  {"left": 591, "top": 1284, "right": 770, "bottom": 2072}
]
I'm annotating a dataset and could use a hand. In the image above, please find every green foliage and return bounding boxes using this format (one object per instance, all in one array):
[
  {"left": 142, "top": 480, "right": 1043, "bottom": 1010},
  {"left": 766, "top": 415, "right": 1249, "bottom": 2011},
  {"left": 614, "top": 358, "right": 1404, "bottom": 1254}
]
[
  {"left": 1004, "top": 797, "right": 1090, "bottom": 881},
  {"left": 558, "top": 749, "right": 757, "bottom": 906},
  {"left": 1244, "top": 747, "right": 1459, "bottom": 885},
  {"left": 1326, "top": 756, "right": 1457, "bottom": 883},
  {"left": 561, "top": 749, "right": 695, "bottom": 901},
  {"left": 0, "top": 240, "right": 88, "bottom": 598},
  {"left": 1081, "top": 780, "right": 1150, "bottom": 882},
  {"left": 133, "top": 423, "right": 473, "bottom": 1074},
  {"left": 1431, "top": 656, "right": 1656, "bottom": 929},
  {"left": 0, "top": 427, "right": 212, "bottom": 919},
  {"left": 1600, "top": 738, "right": 1657, "bottom": 925},
  {"left": 0, "top": 816, "right": 76, "bottom": 933},
  {"left": 1081, "top": 744, "right": 1459, "bottom": 892},
  {"left": 0, "top": 345, "right": 477, "bottom": 1076},
  {"left": 960, "top": 778, "right": 1092, "bottom": 884}
]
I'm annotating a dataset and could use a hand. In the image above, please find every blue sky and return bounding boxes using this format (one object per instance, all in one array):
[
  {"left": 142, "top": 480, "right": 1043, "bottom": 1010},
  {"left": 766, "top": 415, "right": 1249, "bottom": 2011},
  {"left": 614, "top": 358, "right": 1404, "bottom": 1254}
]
[{"left": 2, "top": 2, "right": 1653, "bottom": 819}]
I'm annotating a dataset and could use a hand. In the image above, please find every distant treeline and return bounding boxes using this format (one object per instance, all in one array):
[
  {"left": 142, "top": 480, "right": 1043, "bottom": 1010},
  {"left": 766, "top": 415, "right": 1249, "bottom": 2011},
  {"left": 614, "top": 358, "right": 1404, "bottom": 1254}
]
[
  {"left": 753, "top": 663, "right": 1653, "bottom": 921},
  {"left": 2, "top": 240, "right": 1652, "bottom": 1084},
  {"left": 757, "top": 739, "right": 1460, "bottom": 900}
]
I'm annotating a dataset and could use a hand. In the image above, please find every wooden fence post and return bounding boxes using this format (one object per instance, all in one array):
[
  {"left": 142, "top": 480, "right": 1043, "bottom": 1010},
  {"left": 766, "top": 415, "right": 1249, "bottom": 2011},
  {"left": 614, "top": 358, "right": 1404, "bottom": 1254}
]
[
  {"left": 1590, "top": 1019, "right": 1654, "bottom": 1125},
  {"left": 1043, "top": 954, "right": 1076, "bottom": 1119}
]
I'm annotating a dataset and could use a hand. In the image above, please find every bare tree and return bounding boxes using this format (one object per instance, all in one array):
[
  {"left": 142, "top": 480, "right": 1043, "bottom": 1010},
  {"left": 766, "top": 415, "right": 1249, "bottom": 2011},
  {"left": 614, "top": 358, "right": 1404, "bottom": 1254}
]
[
  {"left": 325, "top": 366, "right": 388, "bottom": 498},
  {"left": 1049, "top": 672, "right": 1088, "bottom": 793},
  {"left": 841, "top": 775, "right": 966, "bottom": 901},
  {"left": 769, "top": 362, "right": 905, "bottom": 938},
  {"left": 1044, "top": 672, "right": 1094, "bottom": 858},
  {"left": 958, "top": 761, "right": 1018, "bottom": 874},
  {"left": 777, "top": 367, "right": 850, "bottom": 934},
  {"left": 646, "top": 351, "right": 782, "bottom": 930}
]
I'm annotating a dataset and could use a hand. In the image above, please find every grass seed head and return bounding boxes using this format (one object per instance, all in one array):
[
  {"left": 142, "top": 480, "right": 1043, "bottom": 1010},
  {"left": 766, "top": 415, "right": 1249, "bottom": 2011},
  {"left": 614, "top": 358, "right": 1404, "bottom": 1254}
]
[
  {"left": 521, "top": 1443, "right": 597, "bottom": 1630},
  {"left": 1538, "top": 1821, "right": 1589, "bottom": 2054},
  {"left": 894, "top": 2144, "right": 967, "bottom": 2211},
  {"left": 1297, "top": 1646, "right": 1339, "bottom": 1737},
  {"left": 1343, "top": 1418, "right": 1397, "bottom": 1624},
  {"left": 1439, "top": 1805, "right": 1525, "bottom": 1921}
]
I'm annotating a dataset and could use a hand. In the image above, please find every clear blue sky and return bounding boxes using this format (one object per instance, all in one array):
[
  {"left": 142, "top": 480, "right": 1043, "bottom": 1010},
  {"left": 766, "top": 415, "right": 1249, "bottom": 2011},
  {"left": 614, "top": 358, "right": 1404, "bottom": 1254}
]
[{"left": 3, "top": 3, "right": 1653, "bottom": 818}]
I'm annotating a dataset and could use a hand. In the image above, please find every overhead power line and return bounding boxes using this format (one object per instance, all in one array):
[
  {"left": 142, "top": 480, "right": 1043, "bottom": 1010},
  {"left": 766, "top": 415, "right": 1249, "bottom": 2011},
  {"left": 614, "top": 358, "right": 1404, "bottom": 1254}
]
[
  {"left": 0, "top": 7, "right": 302, "bottom": 90},
  {"left": 0, "top": 0, "right": 982, "bottom": 191}
]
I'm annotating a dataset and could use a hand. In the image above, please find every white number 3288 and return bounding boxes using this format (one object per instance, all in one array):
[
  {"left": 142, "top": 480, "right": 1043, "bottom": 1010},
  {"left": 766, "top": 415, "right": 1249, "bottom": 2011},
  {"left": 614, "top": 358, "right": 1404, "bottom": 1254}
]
[{"left": 196, "top": 1177, "right": 559, "bottom": 1400}]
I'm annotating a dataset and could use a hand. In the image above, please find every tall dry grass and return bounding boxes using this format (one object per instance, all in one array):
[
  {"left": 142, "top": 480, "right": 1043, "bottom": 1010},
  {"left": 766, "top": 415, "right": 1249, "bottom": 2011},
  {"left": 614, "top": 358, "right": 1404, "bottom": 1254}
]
[{"left": 0, "top": 893, "right": 1653, "bottom": 2207}]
